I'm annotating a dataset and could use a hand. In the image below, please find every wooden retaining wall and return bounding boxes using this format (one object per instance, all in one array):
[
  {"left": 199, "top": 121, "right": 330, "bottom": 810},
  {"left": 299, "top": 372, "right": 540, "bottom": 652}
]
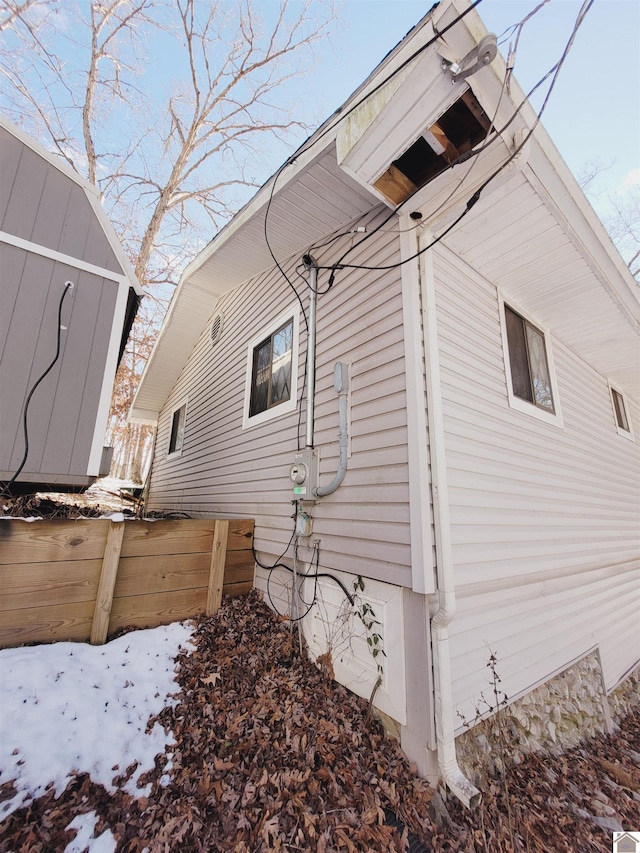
[{"left": 0, "top": 517, "right": 254, "bottom": 648}]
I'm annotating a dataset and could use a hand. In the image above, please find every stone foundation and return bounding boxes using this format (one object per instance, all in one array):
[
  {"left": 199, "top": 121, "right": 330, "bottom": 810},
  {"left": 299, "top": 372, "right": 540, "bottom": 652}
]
[
  {"left": 456, "top": 653, "right": 639, "bottom": 788},
  {"left": 609, "top": 665, "right": 640, "bottom": 722}
]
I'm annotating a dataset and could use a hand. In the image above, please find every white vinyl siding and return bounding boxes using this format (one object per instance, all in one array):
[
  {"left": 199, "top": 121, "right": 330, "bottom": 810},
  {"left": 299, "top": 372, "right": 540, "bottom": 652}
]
[
  {"left": 431, "top": 244, "right": 640, "bottom": 726},
  {"left": 147, "top": 211, "right": 412, "bottom": 587}
]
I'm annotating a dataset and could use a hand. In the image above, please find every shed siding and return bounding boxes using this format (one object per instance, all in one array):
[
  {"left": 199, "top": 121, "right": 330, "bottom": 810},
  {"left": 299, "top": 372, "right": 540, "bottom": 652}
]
[
  {"left": 0, "top": 243, "right": 118, "bottom": 478},
  {"left": 0, "top": 127, "right": 121, "bottom": 274},
  {"left": 431, "top": 245, "right": 640, "bottom": 724},
  {"left": 147, "top": 214, "right": 412, "bottom": 586}
]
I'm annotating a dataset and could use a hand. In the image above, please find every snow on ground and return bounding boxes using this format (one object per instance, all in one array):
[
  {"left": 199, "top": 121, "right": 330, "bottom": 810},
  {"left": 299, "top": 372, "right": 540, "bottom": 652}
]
[
  {"left": 63, "top": 812, "right": 117, "bottom": 853},
  {"left": 0, "top": 621, "right": 194, "bottom": 822}
]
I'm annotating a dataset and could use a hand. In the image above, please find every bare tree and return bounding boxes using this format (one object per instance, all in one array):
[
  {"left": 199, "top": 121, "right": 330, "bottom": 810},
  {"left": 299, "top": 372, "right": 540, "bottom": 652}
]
[
  {"left": 1, "top": 0, "right": 337, "bottom": 480},
  {"left": 577, "top": 158, "right": 640, "bottom": 283}
]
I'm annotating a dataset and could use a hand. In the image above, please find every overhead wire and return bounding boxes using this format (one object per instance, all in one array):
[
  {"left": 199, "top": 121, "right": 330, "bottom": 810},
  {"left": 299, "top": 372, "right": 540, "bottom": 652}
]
[
  {"left": 256, "top": 0, "right": 594, "bottom": 619},
  {"left": 262, "top": 0, "right": 487, "bottom": 453},
  {"left": 318, "top": 0, "right": 595, "bottom": 282},
  {"left": 264, "top": 0, "right": 556, "bottom": 294}
]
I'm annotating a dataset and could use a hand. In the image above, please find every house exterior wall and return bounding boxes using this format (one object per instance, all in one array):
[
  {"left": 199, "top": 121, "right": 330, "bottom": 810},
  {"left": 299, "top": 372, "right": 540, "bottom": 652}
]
[
  {"left": 146, "top": 211, "right": 414, "bottom": 588},
  {"left": 0, "top": 244, "right": 119, "bottom": 483},
  {"left": 430, "top": 243, "right": 640, "bottom": 726}
]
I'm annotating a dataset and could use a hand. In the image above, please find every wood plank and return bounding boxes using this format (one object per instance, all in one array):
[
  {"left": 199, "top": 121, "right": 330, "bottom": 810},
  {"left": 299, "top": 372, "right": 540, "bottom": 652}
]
[
  {"left": 222, "top": 560, "right": 254, "bottom": 585},
  {"left": 0, "top": 559, "right": 102, "bottom": 611},
  {"left": 114, "top": 552, "right": 210, "bottom": 598},
  {"left": 0, "top": 519, "right": 110, "bottom": 564},
  {"left": 108, "top": 588, "right": 207, "bottom": 635},
  {"left": 0, "top": 600, "right": 94, "bottom": 648},
  {"left": 119, "top": 519, "right": 215, "bottom": 558},
  {"left": 373, "top": 163, "right": 417, "bottom": 205},
  {"left": 227, "top": 519, "right": 254, "bottom": 550},
  {"left": 207, "top": 520, "right": 229, "bottom": 616},
  {"left": 222, "top": 581, "right": 253, "bottom": 598},
  {"left": 90, "top": 520, "right": 125, "bottom": 645}
]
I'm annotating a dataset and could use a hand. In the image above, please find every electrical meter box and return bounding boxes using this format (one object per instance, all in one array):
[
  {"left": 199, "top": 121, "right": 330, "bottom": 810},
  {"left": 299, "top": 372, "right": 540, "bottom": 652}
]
[{"left": 289, "top": 449, "right": 318, "bottom": 501}]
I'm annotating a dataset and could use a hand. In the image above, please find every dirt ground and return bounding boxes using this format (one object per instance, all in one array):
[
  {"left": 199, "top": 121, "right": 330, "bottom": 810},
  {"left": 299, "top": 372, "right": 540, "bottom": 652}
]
[{"left": 1, "top": 591, "right": 639, "bottom": 852}]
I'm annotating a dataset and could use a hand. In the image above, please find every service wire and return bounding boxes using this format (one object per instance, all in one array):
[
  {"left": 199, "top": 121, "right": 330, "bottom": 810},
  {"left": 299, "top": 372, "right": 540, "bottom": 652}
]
[
  {"left": 320, "top": 0, "right": 595, "bottom": 284},
  {"left": 2, "top": 281, "right": 74, "bottom": 497}
]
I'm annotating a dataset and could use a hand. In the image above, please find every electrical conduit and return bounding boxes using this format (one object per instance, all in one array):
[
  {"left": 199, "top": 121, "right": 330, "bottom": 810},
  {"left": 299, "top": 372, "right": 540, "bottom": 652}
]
[{"left": 314, "top": 363, "right": 349, "bottom": 498}]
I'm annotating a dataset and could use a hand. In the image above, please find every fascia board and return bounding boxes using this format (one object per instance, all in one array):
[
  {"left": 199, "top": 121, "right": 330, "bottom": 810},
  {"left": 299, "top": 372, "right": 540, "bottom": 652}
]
[{"left": 0, "top": 114, "right": 142, "bottom": 296}]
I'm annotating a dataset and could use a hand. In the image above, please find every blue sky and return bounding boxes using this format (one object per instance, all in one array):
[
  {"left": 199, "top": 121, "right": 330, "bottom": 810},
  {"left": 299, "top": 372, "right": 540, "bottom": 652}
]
[{"left": 301, "top": 0, "right": 640, "bottom": 209}]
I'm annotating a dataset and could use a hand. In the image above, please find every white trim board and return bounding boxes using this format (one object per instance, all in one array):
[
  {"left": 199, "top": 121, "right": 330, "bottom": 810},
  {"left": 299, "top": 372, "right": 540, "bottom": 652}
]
[
  {"left": 0, "top": 230, "right": 128, "bottom": 285},
  {"left": 0, "top": 114, "right": 142, "bottom": 296},
  {"left": 87, "top": 278, "right": 132, "bottom": 475},
  {"left": 399, "top": 214, "right": 435, "bottom": 594}
]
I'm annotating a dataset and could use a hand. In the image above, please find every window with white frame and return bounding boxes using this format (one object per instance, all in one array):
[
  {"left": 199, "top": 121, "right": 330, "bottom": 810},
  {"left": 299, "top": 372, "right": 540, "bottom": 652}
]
[
  {"left": 168, "top": 400, "right": 187, "bottom": 456},
  {"left": 243, "top": 305, "right": 299, "bottom": 428},
  {"left": 500, "top": 301, "right": 562, "bottom": 426},
  {"left": 610, "top": 386, "right": 634, "bottom": 439}
]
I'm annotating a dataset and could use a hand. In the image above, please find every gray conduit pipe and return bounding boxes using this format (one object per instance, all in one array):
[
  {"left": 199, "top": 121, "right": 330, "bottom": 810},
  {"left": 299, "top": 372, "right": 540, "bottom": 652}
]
[
  {"left": 315, "top": 363, "right": 349, "bottom": 498},
  {"left": 302, "top": 254, "right": 318, "bottom": 450}
]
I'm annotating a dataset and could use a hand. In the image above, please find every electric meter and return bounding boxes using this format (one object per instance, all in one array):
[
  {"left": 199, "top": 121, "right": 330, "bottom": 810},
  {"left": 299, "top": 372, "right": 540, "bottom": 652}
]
[
  {"left": 289, "top": 462, "right": 307, "bottom": 485},
  {"left": 289, "top": 449, "right": 318, "bottom": 500}
]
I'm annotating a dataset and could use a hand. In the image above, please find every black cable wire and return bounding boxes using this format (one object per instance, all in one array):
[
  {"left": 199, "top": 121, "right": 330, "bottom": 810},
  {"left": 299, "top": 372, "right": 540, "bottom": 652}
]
[
  {"left": 276, "top": 0, "right": 486, "bottom": 173},
  {"left": 2, "top": 281, "right": 73, "bottom": 497},
  {"left": 261, "top": 0, "right": 486, "bottom": 295},
  {"left": 261, "top": 0, "right": 486, "bottom": 453},
  {"left": 253, "top": 540, "right": 355, "bottom": 608},
  {"left": 318, "top": 0, "right": 594, "bottom": 282}
]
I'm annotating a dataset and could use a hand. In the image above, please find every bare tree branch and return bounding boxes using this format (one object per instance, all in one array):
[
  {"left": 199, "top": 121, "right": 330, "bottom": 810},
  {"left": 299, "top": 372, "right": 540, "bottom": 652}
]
[{"left": 0, "top": 0, "right": 338, "bottom": 478}]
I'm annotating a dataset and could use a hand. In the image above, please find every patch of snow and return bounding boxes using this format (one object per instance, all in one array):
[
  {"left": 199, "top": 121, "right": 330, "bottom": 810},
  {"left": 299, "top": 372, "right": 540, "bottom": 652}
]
[
  {"left": 0, "top": 621, "right": 194, "bottom": 820},
  {"left": 64, "top": 812, "right": 117, "bottom": 853},
  {"left": 0, "top": 516, "right": 42, "bottom": 522}
]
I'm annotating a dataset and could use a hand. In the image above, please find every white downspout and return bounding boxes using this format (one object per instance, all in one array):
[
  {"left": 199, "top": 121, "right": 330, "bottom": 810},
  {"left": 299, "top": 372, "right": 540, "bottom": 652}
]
[{"left": 420, "top": 228, "right": 481, "bottom": 810}]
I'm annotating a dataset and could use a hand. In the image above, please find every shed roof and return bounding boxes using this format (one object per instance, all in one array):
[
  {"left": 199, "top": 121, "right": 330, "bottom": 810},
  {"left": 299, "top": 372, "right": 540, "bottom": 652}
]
[
  {"left": 0, "top": 113, "right": 142, "bottom": 298},
  {"left": 131, "top": 0, "right": 639, "bottom": 422}
]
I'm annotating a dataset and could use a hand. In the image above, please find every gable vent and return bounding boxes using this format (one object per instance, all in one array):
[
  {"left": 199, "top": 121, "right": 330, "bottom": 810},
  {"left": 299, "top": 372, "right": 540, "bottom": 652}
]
[{"left": 210, "top": 312, "right": 224, "bottom": 347}]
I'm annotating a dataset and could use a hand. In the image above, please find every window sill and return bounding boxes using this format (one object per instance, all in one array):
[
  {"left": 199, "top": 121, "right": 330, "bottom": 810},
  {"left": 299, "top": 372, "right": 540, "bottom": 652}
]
[{"left": 507, "top": 393, "right": 564, "bottom": 429}]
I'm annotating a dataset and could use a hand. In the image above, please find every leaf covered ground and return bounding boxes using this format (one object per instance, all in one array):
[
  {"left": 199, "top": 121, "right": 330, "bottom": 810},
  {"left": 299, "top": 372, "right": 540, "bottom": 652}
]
[{"left": 1, "top": 590, "right": 639, "bottom": 852}]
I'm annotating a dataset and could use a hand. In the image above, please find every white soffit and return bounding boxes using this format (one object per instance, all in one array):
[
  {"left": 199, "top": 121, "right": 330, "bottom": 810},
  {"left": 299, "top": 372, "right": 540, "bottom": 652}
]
[
  {"left": 443, "top": 164, "right": 640, "bottom": 398},
  {"left": 130, "top": 146, "right": 379, "bottom": 421}
]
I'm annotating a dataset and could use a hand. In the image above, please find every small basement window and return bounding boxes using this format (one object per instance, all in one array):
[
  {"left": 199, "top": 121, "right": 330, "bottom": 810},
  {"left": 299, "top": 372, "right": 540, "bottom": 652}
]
[
  {"left": 373, "top": 90, "right": 491, "bottom": 205},
  {"left": 243, "top": 305, "right": 299, "bottom": 429},
  {"left": 610, "top": 386, "right": 634, "bottom": 439},
  {"left": 500, "top": 302, "right": 562, "bottom": 427},
  {"left": 168, "top": 401, "right": 187, "bottom": 457}
]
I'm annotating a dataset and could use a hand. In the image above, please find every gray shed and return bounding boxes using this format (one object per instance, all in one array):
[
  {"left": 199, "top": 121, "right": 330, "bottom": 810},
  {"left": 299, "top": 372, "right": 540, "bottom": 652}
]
[{"left": 0, "top": 115, "right": 142, "bottom": 492}]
